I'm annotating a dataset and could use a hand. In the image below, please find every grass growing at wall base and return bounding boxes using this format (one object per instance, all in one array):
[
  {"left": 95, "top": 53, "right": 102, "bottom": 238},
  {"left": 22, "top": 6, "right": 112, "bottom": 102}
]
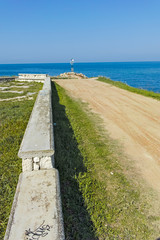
[
  {"left": 52, "top": 82, "right": 159, "bottom": 240},
  {"left": 0, "top": 81, "right": 42, "bottom": 239},
  {"left": 97, "top": 77, "right": 160, "bottom": 100}
]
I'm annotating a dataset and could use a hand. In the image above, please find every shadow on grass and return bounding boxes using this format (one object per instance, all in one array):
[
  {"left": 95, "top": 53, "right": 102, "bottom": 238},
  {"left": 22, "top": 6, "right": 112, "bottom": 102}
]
[{"left": 51, "top": 82, "right": 98, "bottom": 240}]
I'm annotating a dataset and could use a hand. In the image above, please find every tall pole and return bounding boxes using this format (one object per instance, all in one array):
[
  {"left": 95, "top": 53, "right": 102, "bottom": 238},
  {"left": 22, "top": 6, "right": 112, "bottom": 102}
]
[{"left": 70, "top": 58, "right": 74, "bottom": 72}]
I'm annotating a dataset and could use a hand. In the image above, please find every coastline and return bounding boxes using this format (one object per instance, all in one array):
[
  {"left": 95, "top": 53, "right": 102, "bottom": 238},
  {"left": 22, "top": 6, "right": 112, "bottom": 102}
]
[
  {"left": 1, "top": 76, "right": 160, "bottom": 239},
  {"left": 0, "top": 62, "right": 160, "bottom": 92}
]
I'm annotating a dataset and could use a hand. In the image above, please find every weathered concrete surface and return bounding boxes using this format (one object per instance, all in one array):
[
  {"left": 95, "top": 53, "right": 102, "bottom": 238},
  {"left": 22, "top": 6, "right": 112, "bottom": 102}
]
[
  {"left": 22, "top": 156, "right": 54, "bottom": 171},
  {"left": 18, "top": 89, "right": 54, "bottom": 159},
  {"left": 18, "top": 77, "right": 54, "bottom": 171},
  {"left": 43, "top": 77, "right": 52, "bottom": 90},
  {"left": 4, "top": 169, "right": 65, "bottom": 240},
  {"left": 0, "top": 77, "right": 16, "bottom": 82},
  {"left": 18, "top": 74, "right": 47, "bottom": 82}
]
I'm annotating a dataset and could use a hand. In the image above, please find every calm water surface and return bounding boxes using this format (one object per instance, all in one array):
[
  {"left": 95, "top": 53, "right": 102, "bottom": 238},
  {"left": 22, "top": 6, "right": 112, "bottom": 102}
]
[{"left": 0, "top": 62, "right": 160, "bottom": 93}]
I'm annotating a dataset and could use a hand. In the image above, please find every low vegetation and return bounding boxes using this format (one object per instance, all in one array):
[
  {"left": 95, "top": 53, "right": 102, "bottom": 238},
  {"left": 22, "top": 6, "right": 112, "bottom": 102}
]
[
  {"left": 0, "top": 81, "right": 42, "bottom": 239},
  {"left": 97, "top": 77, "right": 160, "bottom": 100},
  {"left": 0, "top": 80, "right": 41, "bottom": 99},
  {"left": 52, "top": 82, "right": 160, "bottom": 240},
  {"left": 1, "top": 78, "right": 160, "bottom": 239}
]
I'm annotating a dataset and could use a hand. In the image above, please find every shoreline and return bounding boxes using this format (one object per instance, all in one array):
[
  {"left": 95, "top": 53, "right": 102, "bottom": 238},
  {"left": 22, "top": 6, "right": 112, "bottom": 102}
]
[
  {"left": 0, "top": 72, "right": 160, "bottom": 95},
  {"left": 0, "top": 61, "right": 160, "bottom": 92}
]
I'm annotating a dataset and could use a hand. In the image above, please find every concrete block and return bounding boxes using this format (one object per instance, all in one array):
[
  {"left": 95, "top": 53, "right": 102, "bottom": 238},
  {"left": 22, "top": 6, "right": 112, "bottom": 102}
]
[
  {"left": 40, "top": 156, "right": 54, "bottom": 169},
  {"left": 22, "top": 158, "right": 33, "bottom": 172},
  {"left": 33, "top": 162, "right": 40, "bottom": 170},
  {"left": 4, "top": 169, "right": 65, "bottom": 240},
  {"left": 22, "top": 156, "right": 54, "bottom": 172},
  {"left": 18, "top": 74, "right": 47, "bottom": 82}
]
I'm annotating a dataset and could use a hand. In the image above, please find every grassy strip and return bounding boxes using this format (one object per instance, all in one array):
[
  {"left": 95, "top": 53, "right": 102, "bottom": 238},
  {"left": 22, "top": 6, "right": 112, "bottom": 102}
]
[
  {"left": 97, "top": 77, "right": 160, "bottom": 100},
  {"left": 0, "top": 92, "right": 25, "bottom": 99},
  {"left": 0, "top": 81, "right": 42, "bottom": 239},
  {"left": 52, "top": 82, "right": 159, "bottom": 240},
  {"left": 0, "top": 81, "right": 41, "bottom": 99}
]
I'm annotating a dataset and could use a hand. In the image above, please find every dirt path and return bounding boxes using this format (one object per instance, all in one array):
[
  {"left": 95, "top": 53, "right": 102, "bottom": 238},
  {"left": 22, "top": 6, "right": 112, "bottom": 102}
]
[{"left": 54, "top": 78, "right": 160, "bottom": 194}]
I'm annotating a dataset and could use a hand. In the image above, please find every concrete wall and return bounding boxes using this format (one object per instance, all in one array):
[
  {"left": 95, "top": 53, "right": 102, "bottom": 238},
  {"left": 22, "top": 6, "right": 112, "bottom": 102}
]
[
  {"left": 18, "top": 77, "right": 54, "bottom": 171},
  {"left": 17, "top": 74, "right": 48, "bottom": 82},
  {"left": 4, "top": 77, "right": 65, "bottom": 240},
  {"left": 0, "top": 77, "right": 16, "bottom": 82}
]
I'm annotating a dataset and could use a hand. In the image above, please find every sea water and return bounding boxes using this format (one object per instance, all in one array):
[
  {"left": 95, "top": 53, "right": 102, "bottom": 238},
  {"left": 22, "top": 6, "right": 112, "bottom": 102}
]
[{"left": 0, "top": 62, "right": 160, "bottom": 93}]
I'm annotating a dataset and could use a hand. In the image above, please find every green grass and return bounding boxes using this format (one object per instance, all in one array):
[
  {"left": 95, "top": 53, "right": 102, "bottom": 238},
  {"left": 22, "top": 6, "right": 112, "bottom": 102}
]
[
  {"left": 97, "top": 77, "right": 160, "bottom": 100},
  {"left": 0, "top": 91, "right": 25, "bottom": 99},
  {"left": 0, "top": 81, "right": 42, "bottom": 239},
  {"left": 0, "top": 81, "right": 42, "bottom": 99},
  {"left": 52, "top": 82, "right": 159, "bottom": 240}
]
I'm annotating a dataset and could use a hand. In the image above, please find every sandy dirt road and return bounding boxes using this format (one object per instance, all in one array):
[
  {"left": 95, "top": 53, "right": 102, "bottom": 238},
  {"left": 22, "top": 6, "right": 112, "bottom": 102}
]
[{"left": 54, "top": 78, "right": 160, "bottom": 194}]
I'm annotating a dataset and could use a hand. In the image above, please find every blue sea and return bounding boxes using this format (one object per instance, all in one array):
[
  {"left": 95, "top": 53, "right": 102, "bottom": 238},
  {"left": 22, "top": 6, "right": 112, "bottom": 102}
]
[{"left": 0, "top": 62, "right": 160, "bottom": 93}]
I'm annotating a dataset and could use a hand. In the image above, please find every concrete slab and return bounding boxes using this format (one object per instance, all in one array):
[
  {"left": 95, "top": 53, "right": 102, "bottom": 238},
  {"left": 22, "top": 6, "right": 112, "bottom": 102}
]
[
  {"left": 18, "top": 89, "right": 54, "bottom": 159},
  {"left": 4, "top": 169, "right": 65, "bottom": 240},
  {"left": 43, "top": 77, "right": 51, "bottom": 91},
  {"left": 18, "top": 74, "right": 47, "bottom": 82}
]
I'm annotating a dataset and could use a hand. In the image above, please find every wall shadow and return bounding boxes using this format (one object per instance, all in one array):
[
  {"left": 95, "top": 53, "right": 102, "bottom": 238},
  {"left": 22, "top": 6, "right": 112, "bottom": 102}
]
[{"left": 51, "top": 82, "right": 98, "bottom": 240}]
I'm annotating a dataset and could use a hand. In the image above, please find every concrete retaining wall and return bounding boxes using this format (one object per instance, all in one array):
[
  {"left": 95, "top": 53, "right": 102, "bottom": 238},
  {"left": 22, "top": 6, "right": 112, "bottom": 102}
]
[
  {"left": 0, "top": 77, "right": 16, "bottom": 82},
  {"left": 4, "top": 77, "right": 65, "bottom": 240},
  {"left": 18, "top": 77, "right": 54, "bottom": 171},
  {"left": 17, "top": 74, "right": 47, "bottom": 82}
]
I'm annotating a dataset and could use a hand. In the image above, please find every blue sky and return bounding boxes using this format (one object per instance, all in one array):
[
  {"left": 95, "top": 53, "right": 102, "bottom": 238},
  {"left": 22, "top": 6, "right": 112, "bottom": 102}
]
[{"left": 0, "top": 0, "right": 160, "bottom": 63}]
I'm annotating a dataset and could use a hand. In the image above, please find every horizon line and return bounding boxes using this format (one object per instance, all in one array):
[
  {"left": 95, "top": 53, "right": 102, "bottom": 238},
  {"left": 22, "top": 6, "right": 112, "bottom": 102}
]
[{"left": 0, "top": 60, "right": 160, "bottom": 65}]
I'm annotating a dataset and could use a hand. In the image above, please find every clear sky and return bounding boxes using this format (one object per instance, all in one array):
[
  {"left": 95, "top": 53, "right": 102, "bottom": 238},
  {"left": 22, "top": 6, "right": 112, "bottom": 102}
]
[{"left": 0, "top": 0, "right": 160, "bottom": 63}]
